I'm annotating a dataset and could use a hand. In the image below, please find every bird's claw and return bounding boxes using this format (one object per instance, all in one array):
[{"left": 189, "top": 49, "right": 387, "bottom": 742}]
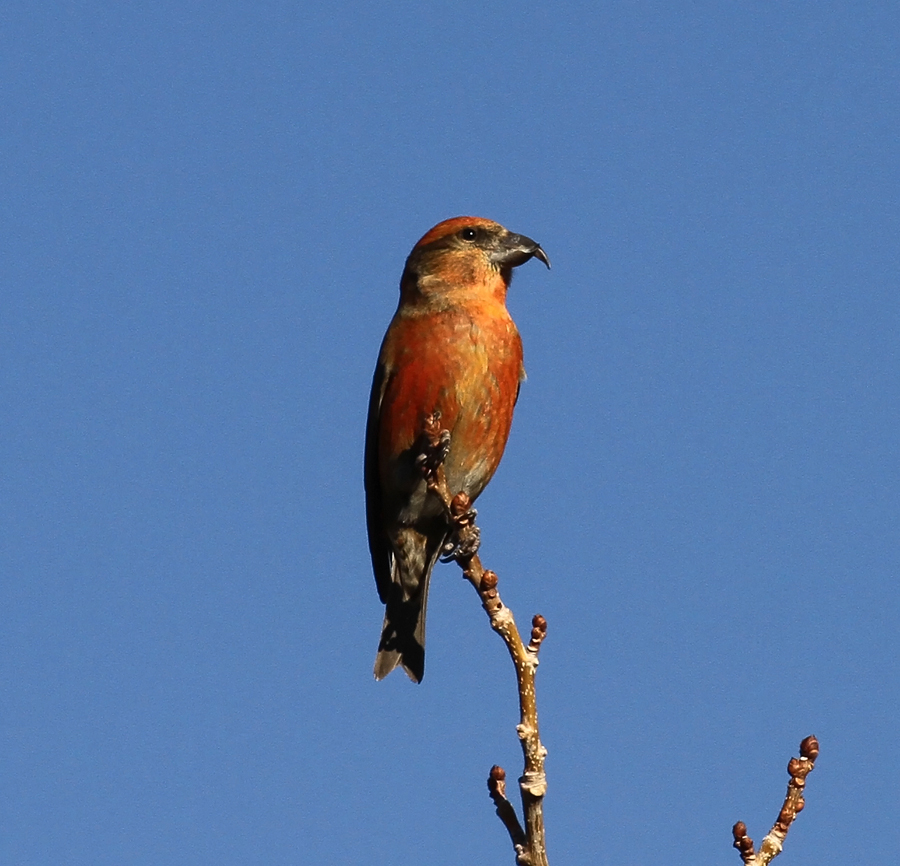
[
  {"left": 415, "top": 415, "right": 480, "bottom": 561},
  {"left": 434, "top": 430, "right": 452, "bottom": 465},
  {"left": 416, "top": 416, "right": 451, "bottom": 480},
  {"left": 440, "top": 524, "right": 481, "bottom": 562},
  {"left": 415, "top": 431, "right": 451, "bottom": 477}
]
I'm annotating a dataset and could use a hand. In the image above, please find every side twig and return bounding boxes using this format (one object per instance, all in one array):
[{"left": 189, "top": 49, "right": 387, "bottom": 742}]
[
  {"left": 732, "top": 735, "right": 820, "bottom": 866},
  {"left": 418, "top": 413, "right": 550, "bottom": 866}
]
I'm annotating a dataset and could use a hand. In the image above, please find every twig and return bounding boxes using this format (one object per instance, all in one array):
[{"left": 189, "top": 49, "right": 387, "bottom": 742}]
[
  {"left": 732, "top": 735, "right": 820, "bottom": 865},
  {"left": 488, "top": 765, "right": 527, "bottom": 856},
  {"left": 418, "top": 413, "right": 550, "bottom": 866}
]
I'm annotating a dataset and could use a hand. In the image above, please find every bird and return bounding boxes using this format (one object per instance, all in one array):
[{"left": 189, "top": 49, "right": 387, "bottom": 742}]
[{"left": 365, "top": 216, "right": 550, "bottom": 682}]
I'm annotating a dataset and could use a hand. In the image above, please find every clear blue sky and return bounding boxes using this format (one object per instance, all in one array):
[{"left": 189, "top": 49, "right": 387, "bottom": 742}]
[{"left": 1, "top": 4, "right": 897, "bottom": 864}]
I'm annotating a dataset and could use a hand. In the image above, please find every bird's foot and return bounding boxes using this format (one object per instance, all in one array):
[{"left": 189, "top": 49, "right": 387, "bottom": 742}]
[
  {"left": 415, "top": 412, "right": 451, "bottom": 480},
  {"left": 440, "top": 492, "right": 480, "bottom": 562},
  {"left": 441, "top": 524, "right": 481, "bottom": 562}
]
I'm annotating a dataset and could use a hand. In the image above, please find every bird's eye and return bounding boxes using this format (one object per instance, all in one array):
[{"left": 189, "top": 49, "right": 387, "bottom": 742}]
[{"left": 460, "top": 227, "right": 478, "bottom": 241}]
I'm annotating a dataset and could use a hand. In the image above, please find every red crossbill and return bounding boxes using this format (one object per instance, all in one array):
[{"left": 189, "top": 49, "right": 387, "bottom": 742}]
[{"left": 365, "top": 216, "right": 549, "bottom": 682}]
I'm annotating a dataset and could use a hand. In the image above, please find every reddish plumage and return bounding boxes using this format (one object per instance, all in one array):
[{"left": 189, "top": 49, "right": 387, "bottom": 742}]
[{"left": 365, "top": 216, "right": 549, "bottom": 682}]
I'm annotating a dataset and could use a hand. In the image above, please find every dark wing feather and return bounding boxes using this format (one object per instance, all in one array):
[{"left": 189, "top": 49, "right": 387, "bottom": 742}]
[{"left": 364, "top": 359, "right": 393, "bottom": 603}]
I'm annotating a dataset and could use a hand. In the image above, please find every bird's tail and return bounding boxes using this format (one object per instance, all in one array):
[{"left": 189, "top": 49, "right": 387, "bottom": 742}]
[
  {"left": 373, "top": 591, "right": 428, "bottom": 683},
  {"left": 373, "top": 536, "right": 443, "bottom": 683}
]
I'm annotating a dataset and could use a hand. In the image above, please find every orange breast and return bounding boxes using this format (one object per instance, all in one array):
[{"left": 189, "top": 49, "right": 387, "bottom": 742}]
[{"left": 378, "top": 300, "right": 523, "bottom": 500}]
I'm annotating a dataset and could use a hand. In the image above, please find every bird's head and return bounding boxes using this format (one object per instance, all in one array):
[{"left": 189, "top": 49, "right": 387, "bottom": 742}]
[{"left": 400, "top": 216, "right": 549, "bottom": 305}]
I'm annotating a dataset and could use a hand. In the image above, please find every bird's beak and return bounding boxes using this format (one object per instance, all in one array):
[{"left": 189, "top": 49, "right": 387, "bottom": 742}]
[{"left": 491, "top": 232, "right": 551, "bottom": 270}]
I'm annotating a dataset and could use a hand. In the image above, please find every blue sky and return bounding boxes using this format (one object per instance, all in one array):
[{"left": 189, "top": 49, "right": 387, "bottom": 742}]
[{"left": 1, "top": 3, "right": 897, "bottom": 864}]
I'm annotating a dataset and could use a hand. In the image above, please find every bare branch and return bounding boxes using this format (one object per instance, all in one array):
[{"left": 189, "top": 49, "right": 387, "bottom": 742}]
[
  {"left": 417, "top": 413, "right": 817, "bottom": 866},
  {"left": 732, "top": 735, "right": 819, "bottom": 865},
  {"left": 488, "top": 765, "right": 527, "bottom": 857},
  {"left": 418, "top": 413, "right": 550, "bottom": 866}
]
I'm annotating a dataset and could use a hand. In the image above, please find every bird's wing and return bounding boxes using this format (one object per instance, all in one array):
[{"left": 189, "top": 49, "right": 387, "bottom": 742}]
[{"left": 364, "top": 358, "right": 393, "bottom": 603}]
